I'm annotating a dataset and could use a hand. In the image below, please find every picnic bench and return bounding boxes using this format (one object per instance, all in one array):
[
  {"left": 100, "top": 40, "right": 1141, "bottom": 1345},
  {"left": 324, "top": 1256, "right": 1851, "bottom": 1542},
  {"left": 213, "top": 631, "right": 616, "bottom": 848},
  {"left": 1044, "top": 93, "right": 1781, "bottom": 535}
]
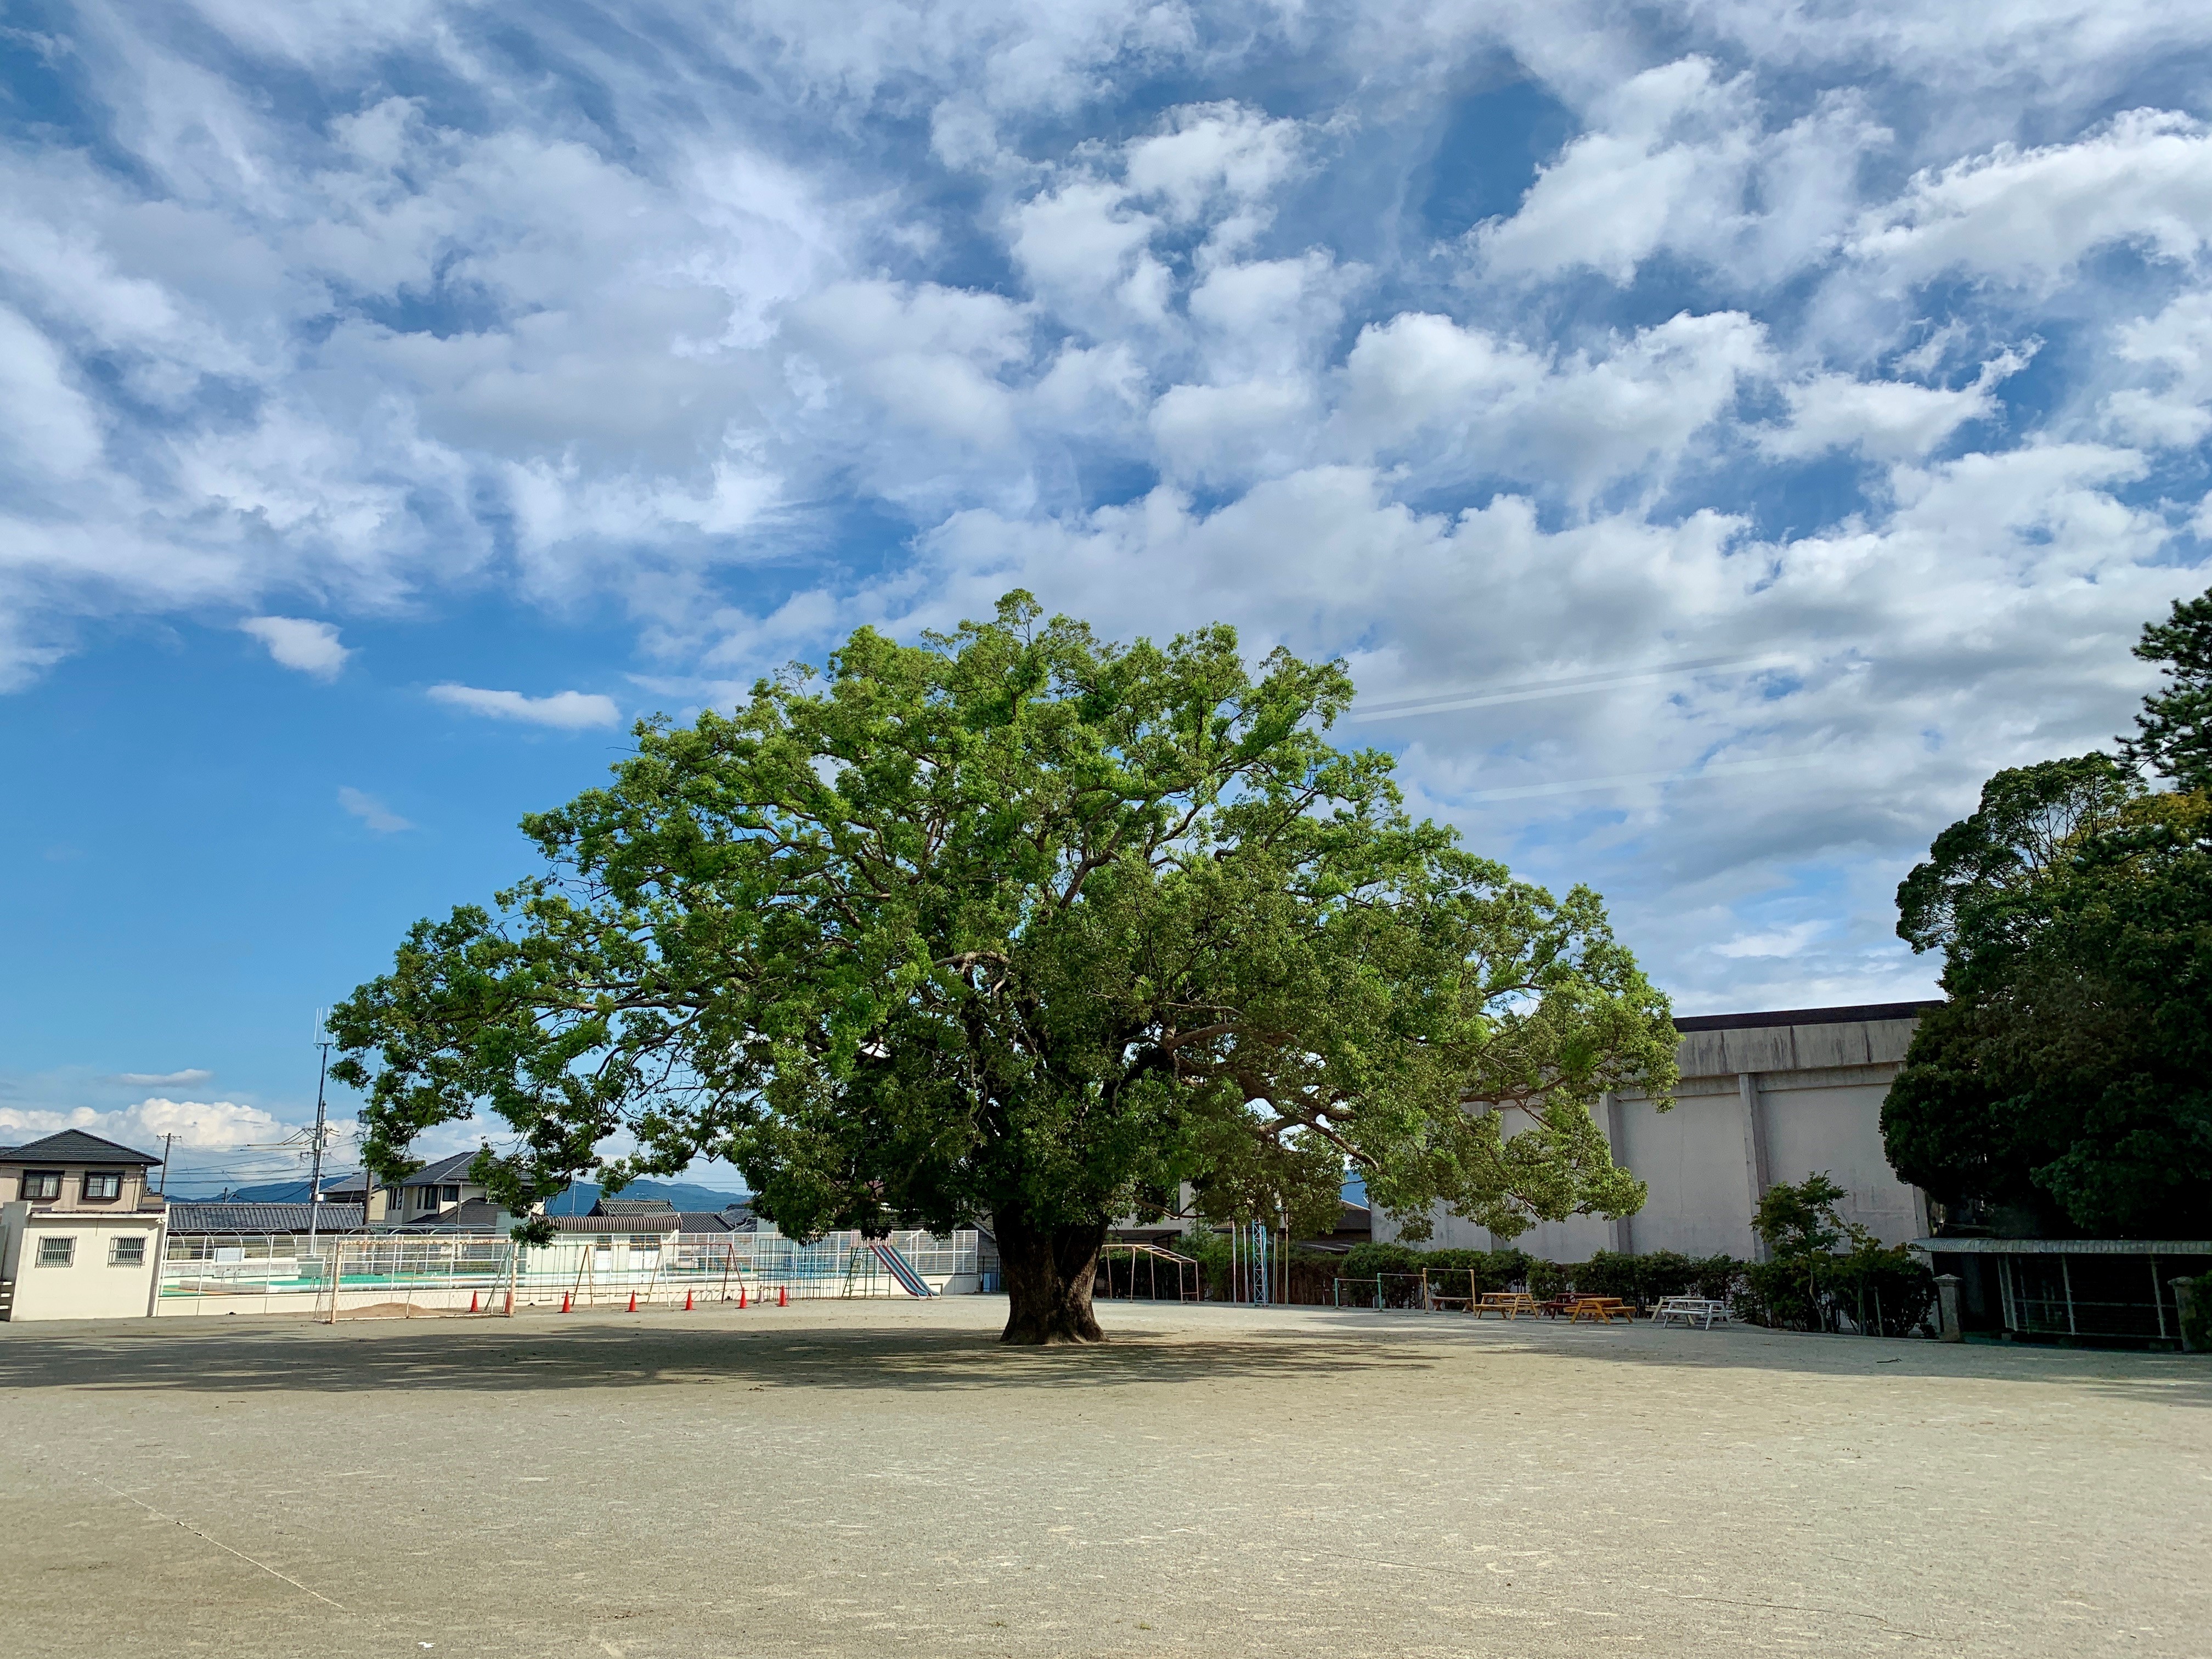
[
  {"left": 1566, "top": 1295, "right": 1633, "bottom": 1324},
  {"left": 1650, "top": 1295, "right": 1733, "bottom": 1329},
  {"left": 1472, "top": 1291, "right": 1541, "bottom": 1319}
]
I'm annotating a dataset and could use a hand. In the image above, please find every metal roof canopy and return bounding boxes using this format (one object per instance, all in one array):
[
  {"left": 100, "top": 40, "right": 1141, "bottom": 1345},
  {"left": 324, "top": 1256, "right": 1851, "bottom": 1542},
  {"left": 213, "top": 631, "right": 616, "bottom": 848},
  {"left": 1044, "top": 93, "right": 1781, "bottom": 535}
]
[{"left": 1913, "top": 1237, "right": 2212, "bottom": 1255}]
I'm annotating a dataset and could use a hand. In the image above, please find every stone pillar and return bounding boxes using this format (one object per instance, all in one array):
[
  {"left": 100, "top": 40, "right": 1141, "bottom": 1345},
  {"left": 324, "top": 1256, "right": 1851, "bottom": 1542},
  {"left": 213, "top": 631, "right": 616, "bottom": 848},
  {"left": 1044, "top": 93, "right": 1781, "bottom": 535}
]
[
  {"left": 1935, "top": 1273, "right": 1965, "bottom": 1341},
  {"left": 1738, "top": 1073, "right": 1770, "bottom": 1261},
  {"left": 2173, "top": 1278, "right": 2202, "bottom": 1353}
]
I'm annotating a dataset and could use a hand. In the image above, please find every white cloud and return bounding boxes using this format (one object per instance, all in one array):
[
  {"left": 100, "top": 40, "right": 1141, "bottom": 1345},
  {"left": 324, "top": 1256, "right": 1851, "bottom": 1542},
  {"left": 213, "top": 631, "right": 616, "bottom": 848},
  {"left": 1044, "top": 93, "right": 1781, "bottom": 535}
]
[
  {"left": 2101, "top": 290, "right": 2212, "bottom": 448},
  {"left": 4, "top": 0, "right": 2212, "bottom": 1018},
  {"left": 0, "top": 1097, "right": 287, "bottom": 1154},
  {"left": 239, "top": 616, "right": 351, "bottom": 678},
  {"left": 0, "top": 303, "right": 105, "bottom": 480},
  {"left": 427, "top": 684, "right": 623, "bottom": 729},
  {"left": 1335, "top": 309, "right": 1773, "bottom": 497},
  {"left": 1474, "top": 60, "right": 1887, "bottom": 289},
  {"left": 1711, "top": 922, "right": 1827, "bottom": 960},
  {"left": 337, "top": 786, "right": 414, "bottom": 833},
  {"left": 106, "top": 1069, "right": 214, "bottom": 1088},
  {"left": 1761, "top": 348, "right": 2031, "bottom": 462},
  {"left": 1849, "top": 109, "right": 2212, "bottom": 289}
]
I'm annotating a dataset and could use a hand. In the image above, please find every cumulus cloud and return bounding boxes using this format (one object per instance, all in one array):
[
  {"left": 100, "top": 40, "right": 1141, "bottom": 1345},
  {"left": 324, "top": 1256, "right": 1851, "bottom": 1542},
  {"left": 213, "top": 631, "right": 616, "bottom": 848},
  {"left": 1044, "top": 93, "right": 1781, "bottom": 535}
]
[
  {"left": 3, "top": 1, "right": 2211, "bottom": 1013},
  {"left": 239, "top": 616, "right": 351, "bottom": 678},
  {"left": 427, "top": 685, "right": 623, "bottom": 729},
  {"left": 1474, "top": 60, "right": 1887, "bottom": 289},
  {"left": 337, "top": 786, "right": 414, "bottom": 833},
  {"left": 0, "top": 1097, "right": 287, "bottom": 1154},
  {"left": 1848, "top": 110, "right": 2212, "bottom": 288}
]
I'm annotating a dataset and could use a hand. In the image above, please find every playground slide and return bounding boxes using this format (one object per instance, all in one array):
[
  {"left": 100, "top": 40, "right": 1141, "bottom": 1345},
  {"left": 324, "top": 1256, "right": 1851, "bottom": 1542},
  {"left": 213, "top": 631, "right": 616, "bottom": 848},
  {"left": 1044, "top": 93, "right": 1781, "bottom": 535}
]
[{"left": 869, "top": 1241, "right": 936, "bottom": 1297}]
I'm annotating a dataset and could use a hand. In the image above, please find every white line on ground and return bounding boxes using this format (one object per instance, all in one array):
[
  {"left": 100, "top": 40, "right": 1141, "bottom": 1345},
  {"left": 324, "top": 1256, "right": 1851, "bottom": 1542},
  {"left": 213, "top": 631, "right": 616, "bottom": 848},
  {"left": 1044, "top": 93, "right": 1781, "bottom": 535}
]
[{"left": 91, "top": 1477, "right": 347, "bottom": 1610}]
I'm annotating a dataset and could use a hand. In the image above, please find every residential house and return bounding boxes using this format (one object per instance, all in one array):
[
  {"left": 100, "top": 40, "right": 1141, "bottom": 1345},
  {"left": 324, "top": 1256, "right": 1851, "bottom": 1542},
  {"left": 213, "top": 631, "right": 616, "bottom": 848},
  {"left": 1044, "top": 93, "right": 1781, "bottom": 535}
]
[
  {"left": 381, "top": 1150, "right": 494, "bottom": 1226},
  {"left": 0, "top": 1131, "right": 168, "bottom": 1321}
]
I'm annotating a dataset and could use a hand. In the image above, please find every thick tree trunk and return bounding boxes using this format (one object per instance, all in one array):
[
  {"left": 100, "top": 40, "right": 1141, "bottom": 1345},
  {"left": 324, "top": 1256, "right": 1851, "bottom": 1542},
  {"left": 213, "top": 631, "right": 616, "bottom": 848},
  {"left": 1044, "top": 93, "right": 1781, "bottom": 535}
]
[{"left": 995, "top": 1205, "right": 1108, "bottom": 1344}]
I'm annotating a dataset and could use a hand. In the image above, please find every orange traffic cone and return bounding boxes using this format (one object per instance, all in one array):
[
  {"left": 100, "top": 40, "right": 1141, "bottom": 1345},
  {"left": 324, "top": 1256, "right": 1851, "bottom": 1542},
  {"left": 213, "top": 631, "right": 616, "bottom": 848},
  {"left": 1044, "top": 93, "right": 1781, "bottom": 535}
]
[
  {"left": 469, "top": 1292, "right": 479, "bottom": 1313},
  {"left": 627, "top": 1291, "right": 637, "bottom": 1313},
  {"left": 561, "top": 1292, "right": 571, "bottom": 1313},
  {"left": 778, "top": 1285, "right": 787, "bottom": 1308},
  {"left": 738, "top": 1285, "right": 747, "bottom": 1308},
  {"left": 684, "top": 1290, "right": 694, "bottom": 1311}
]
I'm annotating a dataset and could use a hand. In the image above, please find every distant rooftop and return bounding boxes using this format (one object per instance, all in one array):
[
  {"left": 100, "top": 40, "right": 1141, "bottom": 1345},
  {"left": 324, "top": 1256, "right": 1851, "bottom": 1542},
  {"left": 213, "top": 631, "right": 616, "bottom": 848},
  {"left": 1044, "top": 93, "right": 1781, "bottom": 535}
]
[
  {"left": 591, "top": 1197, "right": 676, "bottom": 1216},
  {"left": 168, "top": 1202, "right": 367, "bottom": 1234}
]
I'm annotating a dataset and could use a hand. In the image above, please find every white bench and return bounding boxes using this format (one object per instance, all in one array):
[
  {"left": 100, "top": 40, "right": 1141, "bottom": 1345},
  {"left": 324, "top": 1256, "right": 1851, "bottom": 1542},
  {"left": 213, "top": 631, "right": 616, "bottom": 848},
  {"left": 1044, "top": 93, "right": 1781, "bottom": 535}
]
[{"left": 1651, "top": 1295, "right": 1733, "bottom": 1329}]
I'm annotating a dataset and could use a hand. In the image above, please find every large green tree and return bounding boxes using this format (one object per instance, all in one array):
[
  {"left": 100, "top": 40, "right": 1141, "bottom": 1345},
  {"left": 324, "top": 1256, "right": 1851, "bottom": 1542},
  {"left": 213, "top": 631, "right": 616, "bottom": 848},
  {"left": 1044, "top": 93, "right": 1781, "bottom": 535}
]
[
  {"left": 332, "top": 597, "right": 1677, "bottom": 1342},
  {"left": 1884, "top": 585, "right": 2212, "bottom": 1237}
]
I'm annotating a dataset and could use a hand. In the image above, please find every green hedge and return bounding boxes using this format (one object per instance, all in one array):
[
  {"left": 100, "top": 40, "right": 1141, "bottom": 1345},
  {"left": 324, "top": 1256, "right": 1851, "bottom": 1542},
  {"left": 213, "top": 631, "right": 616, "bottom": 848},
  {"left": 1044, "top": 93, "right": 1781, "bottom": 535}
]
[
  {"left": 1740, "top": 1243, "right": 1934, "bottom": 1336},
  {"left": 1177, "top": 1235, "right": 1936, "bottom": 1330},
  {"left": 1325, "top": 1244, "right": 1746, "bottom": 1310}
]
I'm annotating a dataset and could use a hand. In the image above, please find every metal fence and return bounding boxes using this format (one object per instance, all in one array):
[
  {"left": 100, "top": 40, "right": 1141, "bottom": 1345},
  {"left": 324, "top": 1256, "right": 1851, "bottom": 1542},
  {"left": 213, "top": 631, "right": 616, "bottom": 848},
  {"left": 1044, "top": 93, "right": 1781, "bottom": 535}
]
[
  {"left": 1995, "top": 1252, "right": 2196, "bottom": 1343},
  {"left": 157, "top": 1226, "right": 981, "bottom": 1318}
]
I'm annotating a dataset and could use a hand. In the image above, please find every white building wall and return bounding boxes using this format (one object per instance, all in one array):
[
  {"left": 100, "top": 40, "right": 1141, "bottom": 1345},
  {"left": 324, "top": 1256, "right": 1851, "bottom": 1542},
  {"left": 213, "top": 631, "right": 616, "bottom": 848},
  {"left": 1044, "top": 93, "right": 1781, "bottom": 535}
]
[
  {"left": 1, "top": 1203, "right": 164, "bottom": 1321},
  {"left": 1373, "top": 1009, "right": 1932, "bottom": 1263}
]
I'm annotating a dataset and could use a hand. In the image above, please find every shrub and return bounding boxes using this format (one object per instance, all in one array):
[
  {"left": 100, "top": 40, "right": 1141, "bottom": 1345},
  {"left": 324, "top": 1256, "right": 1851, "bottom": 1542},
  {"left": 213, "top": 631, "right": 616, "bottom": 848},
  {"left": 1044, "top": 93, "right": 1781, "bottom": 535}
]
[
  {"left": 1691, "top": 1255, "right": 1747, "bottom": 1302},
  {"left": 1734, "top": 1173, "right": 1936, "bottom": 1334},
  {"left": 1341, "top": 1242, "right": 1426, "bottom": 1281},
  {"left": 1526, "top": 1259, "right": 1574, "bottom": 1300}
]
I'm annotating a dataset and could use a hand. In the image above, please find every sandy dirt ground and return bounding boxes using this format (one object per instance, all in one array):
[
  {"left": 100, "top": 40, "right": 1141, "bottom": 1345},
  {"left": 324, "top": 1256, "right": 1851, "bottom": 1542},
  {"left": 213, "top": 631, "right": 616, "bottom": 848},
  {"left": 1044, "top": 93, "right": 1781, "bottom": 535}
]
[{"left": 2, "top": 1295, "right": 2205, "bottom": 1659}]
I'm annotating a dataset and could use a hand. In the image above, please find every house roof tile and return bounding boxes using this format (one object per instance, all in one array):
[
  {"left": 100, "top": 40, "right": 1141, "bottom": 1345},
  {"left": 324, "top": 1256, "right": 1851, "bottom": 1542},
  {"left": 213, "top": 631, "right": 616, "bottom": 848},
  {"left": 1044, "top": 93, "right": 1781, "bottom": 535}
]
[
  {"left": 167, "top": 1203, "right": 368, "bottom": 1234},
  {"left": 0, "top": 1130, "right": 162, "bottom": 1166},
  {"left": 399, "top": 1150, "right": 486, "bottom": 1187}
]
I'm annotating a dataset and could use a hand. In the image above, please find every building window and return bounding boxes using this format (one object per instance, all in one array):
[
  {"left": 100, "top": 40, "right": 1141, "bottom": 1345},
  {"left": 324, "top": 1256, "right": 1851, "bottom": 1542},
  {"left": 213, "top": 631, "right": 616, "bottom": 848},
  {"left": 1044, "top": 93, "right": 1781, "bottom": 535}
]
[
  {"left": 440, "top": 1184, "right": 461, "bottom": 1205},
  {"left": 23, "top": 1171, "right": 63, "bottom": 1201},
  {"left": 110, "top": 1235, "right": 146, "bottom": 1267},
  {"left": 83, "top": 1172, "right": 122, "bottom": 1201},
  {"left": 36, "top": 1236, "right": 76, "bottom": 1268}
]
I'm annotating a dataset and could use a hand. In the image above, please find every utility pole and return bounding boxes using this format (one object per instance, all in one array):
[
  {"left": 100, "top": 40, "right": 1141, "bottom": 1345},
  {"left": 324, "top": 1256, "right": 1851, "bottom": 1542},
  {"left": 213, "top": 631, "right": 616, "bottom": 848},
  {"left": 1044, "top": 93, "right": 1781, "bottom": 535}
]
[
  {"left": 154, "top": 1132, "right": 175, "bottom": 1195},
  {"left": 307, "top": 1009, "right": 333, "bottom": 1263}
]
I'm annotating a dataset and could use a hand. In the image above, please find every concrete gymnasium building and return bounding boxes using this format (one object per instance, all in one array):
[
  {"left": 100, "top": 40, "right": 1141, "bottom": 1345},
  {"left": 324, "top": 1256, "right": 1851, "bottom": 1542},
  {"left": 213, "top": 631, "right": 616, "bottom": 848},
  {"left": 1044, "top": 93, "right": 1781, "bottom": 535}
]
[{"left": 1375, "top": 1003, "right": 1938, "bottom": 1261}]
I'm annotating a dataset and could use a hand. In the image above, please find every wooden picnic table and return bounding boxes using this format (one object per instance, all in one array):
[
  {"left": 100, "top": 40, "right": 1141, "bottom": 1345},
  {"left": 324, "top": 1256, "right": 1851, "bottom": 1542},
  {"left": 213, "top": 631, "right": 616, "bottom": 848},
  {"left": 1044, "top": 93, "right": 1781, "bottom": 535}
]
[
  {"left": 1474, "top": 1290, "right": 1541, "bottom": 1319},
  {"left": 1566, "top": 1296, "right": 1634, "bottom": 1323}
]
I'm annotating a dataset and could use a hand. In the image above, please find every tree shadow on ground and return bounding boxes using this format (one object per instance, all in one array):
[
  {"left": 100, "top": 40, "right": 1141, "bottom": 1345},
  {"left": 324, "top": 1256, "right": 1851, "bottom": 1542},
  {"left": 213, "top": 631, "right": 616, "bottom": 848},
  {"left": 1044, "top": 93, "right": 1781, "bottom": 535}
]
[
  {"left": 0, "top": 1319, "right": 1441, "bottom": 1398},
  {"left": 1307, "top": 1306, "right": 2212, "bottom": 1409},
  {"left": 3, "top": 1307, "right": 2204, "bottom": 1412}
]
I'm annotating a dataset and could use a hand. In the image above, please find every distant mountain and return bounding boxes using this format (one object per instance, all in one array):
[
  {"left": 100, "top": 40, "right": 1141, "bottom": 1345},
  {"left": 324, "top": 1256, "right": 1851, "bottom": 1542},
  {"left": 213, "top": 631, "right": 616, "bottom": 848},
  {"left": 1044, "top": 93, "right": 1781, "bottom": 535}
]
[
  {"left": 172, "top": 1177, "right": 320, "bottom": 1202},
  {"left": 544, "top": 1178, "right": 751, "bottom": 1215}
]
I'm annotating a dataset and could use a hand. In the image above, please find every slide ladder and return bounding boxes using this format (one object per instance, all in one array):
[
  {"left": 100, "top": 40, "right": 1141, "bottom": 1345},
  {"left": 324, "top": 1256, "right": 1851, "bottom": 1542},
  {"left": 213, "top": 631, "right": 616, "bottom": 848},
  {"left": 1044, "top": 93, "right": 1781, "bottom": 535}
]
[{"left": 868, "top": 1242, "right": 936, "bottom": 1298}]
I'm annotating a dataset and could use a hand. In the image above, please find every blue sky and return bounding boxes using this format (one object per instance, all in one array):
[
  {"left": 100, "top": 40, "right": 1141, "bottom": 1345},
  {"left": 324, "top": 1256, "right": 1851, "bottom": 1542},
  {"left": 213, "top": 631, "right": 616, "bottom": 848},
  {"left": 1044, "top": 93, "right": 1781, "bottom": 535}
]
[{"left": 4, "top": 1, "right": 2210, "bottom": 1193}]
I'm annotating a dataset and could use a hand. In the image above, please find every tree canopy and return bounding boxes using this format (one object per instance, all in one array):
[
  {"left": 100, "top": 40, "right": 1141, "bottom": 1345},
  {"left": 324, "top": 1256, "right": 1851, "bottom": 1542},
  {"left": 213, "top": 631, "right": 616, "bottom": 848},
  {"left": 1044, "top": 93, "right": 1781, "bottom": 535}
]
[
  {"left": 1884, "top": 585, "right": 2212, "bottom": 1238},
  {"left": 332, "top": 596, "right": 1677, "bottom": 1341}
]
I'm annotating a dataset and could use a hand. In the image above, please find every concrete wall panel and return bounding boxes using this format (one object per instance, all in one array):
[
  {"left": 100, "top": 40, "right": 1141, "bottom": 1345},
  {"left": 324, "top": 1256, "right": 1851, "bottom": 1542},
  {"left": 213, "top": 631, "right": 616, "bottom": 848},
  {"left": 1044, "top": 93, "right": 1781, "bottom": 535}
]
[
  {"left": 1613, "top": 1091, "right": 1759, "bottom": 1258},
  {"left": 1760, "top": 1080, "right": 1922, "bottom": 1246}
]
